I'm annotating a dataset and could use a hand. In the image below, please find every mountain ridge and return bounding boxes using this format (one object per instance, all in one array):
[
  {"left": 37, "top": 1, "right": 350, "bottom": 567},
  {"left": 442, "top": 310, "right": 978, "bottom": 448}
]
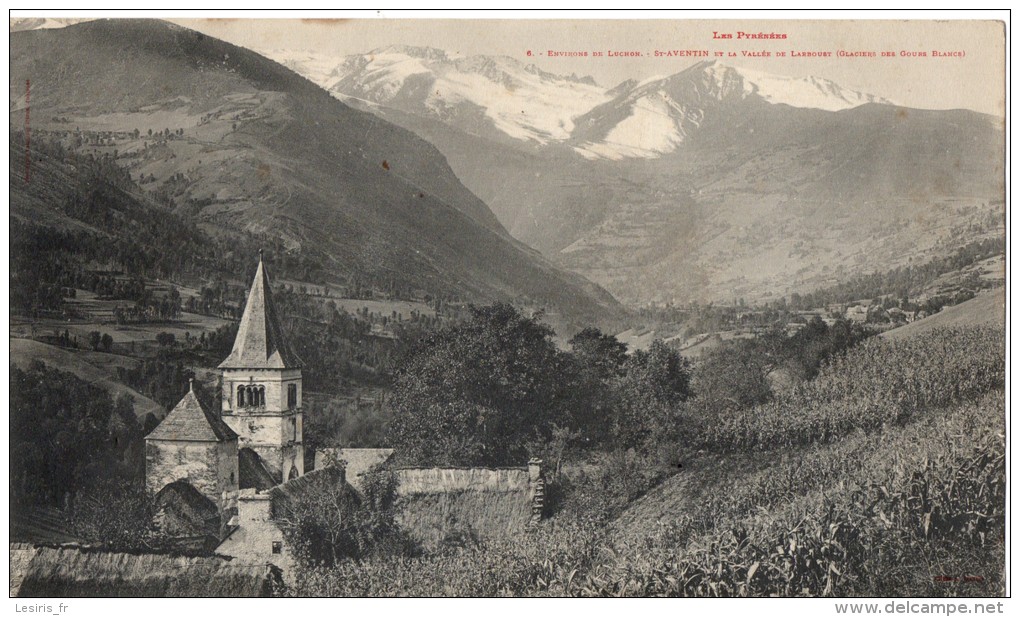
[
  {"left": 9, "top": 19, "right": 626, "bottom": 327},
  {"left": 272, "top": 44, "right": 1003, "bottom": 306},
  {"left": 267, "top": 46, "right": 906, "bottom": 156}
]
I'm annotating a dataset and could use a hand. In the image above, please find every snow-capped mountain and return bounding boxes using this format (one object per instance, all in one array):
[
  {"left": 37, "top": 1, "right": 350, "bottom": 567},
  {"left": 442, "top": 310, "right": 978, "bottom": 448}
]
[
  {"left": 570, "top": 60, "right": 896, "bottom": 160},
  {"left": 702, "top": 62, "right": 894, "bottom": 111},
  {"left": 264, "top": 47, "right": 893, "bottom": 159},
  {"left": 266, "top": 45, "right": 611, "bottom": 144},
  {"left": 262, "top": 45, "right": 999, "bottom": 308}
]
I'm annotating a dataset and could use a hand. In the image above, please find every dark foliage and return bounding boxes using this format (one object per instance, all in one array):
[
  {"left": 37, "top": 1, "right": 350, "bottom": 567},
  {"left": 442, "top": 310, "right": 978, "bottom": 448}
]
[
  {"left": 10, "top": 362, "right": 142, "bottom": 508},
  {"left": 274, "top": 466, "right": 415, "bottom": 567},
  {"left": 388, "top": 304, "right": 574, "bottom": 466},
  {"left": 388, "top": 305, "right": 696, "bottom": 466},
  {"left": 68, "top": 477, "right": 156, "bottom": 551}
]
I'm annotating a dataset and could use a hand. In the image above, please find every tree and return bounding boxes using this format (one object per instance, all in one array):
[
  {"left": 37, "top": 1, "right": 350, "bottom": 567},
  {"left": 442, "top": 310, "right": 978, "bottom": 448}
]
[
  {"left": 389, "top": 400, "right": 490, "bottom": 465},
  {"left": 101, "top": 332, "right": 114, "bottom": 352},
  {"left": 69, "top": 477, "right": 155, "bottom": 550},
  {"left": 388, "top": 304, "right": 572, "bottom": 466},
  {"left": 561, "top": 327, "right": 629, "bottom": 446},
  {"left": 569, "top": 327, "right": 628, "bottom": 380},
  {"left": 693, "top": 338, "right": 776, "bottom": 416},
  {"left": 166, "top": 285, "right": 181, "bottom": 319},
  {"left": 612, "top": 340, "right": 694, "bottom": 450},
  {"left": 10, "top": 363, "right": 119, "bottom": 507},
  {"left": 87, "top": 330, "right": 102, "bottom": 351}
]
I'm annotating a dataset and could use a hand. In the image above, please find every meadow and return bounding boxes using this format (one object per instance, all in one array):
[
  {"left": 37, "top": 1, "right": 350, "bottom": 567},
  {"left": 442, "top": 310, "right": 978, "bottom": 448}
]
[{"left": 286, "top": 325, "right": 1005, "bottom": 597}]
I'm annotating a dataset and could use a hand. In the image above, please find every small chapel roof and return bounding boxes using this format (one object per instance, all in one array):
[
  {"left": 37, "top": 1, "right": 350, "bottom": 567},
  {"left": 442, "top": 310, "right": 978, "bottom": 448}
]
[
  {"left": 146, "top": 380, "right": 238, "bottom": 442},
  {"left": 219, "top": 251, "right": 302, "bottom": 370},
  {"left": 238, "top": 447, "right": 278, "bottom": 491}
]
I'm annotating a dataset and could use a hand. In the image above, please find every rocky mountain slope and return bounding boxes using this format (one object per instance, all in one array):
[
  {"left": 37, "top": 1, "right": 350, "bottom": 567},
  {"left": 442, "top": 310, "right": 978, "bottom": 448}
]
[
  {"left": 272, "top": 46, "right": 1004, "bottom": 306},
  {"left": 9, "top": 20, "right": 624, "bottom": 327}
]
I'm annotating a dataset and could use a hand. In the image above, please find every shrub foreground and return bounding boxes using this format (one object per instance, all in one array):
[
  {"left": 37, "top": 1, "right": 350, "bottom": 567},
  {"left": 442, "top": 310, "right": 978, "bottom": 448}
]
[{"left": 286, "top": 326, "right": 1004, "bottom": 597}]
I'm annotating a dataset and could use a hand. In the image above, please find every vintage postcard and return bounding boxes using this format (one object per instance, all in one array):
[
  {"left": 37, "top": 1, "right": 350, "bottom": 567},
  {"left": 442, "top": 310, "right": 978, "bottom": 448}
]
[{"left": 7, "top": 12, "right": 1007, "bottom": 605}]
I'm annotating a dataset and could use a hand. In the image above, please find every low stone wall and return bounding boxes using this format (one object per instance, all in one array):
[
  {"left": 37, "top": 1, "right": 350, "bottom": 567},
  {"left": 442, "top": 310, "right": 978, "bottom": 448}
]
[
  {"left": 394, "top": 467, "right": 530, "bottom": 495},
  {"left": 391, "top": 460, "right": 545, "bottom": 547},
  {"left": 315, "top": 448, "right": 394, "bottom": 491}
]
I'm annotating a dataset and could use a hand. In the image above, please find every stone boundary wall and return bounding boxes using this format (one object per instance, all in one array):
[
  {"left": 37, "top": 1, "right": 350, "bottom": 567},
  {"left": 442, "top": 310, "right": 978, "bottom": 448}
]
[
  {"left": 10, "top": 543, "right": 37, "bottom": 597},
  {"left": 394, "top": 467, "right": 530, "bottom": 495}
]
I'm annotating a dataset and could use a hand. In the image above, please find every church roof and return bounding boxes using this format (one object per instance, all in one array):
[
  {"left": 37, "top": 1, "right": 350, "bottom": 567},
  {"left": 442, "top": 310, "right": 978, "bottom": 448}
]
[
  {"left": 153, "top": 481, "right": 221, "bottom": 541},
  {"left": 238, "top": 448, "right": 278, "bottom": 491},
  {"left": 146, "top": 382, "right": 237, "bottom": 443},
  {"left": 219, "top": 253, "right": 301, "bottom": 370}
]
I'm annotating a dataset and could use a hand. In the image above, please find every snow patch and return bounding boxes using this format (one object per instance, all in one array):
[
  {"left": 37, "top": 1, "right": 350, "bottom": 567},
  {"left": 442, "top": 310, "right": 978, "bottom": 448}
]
[
  {"left": 578, "top": 93, "right": 685, "bottom": 160},
  {"left": 426, "top": 69, "right": 609, "bottom": 143},
  {"left": 706, "top": 62, "right": 893, "bottom": 112},
  {"left": 279, "top": 48, "right": 612, "bottom": 144}
]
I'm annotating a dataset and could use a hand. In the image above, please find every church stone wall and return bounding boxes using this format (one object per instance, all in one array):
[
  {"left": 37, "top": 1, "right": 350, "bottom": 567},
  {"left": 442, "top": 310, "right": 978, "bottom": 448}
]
[
  {"left": 146, "top": 439, "right": 238, "bottom": 514},
  {"left": 221, "top": 368, "right": 302, "bottom": 415},
  {"left": 224, "top": 414, "right": 288, "bottom": 448},
  {"left": 217, "top": 490, "right": 294, "bottom": 581}
]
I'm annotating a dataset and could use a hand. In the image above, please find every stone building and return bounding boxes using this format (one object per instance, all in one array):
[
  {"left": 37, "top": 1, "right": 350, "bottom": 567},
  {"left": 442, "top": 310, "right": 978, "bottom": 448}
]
[
  {"left": 218, "top": 252, "right": 305, "bottom": 484},
  {"left": 145, "top": 251, "right": 304, "bottom": 537},
  {"left": 144, "top": 380, "right": 238, "bottom": 524},
  {"left": 144, "top": 252, "right": 542, "bottom": 577}
]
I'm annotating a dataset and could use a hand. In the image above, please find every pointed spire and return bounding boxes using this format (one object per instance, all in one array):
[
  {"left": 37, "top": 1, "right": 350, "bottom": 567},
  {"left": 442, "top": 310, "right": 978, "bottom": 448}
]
[{"left": 218, "top": 252, "right": 301, "bottom": 370}]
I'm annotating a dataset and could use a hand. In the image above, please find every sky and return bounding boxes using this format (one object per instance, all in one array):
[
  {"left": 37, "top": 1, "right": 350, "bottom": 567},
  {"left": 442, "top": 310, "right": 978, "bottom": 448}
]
[
  {"left": 8, "top": 12, "right": 1006, "bottom": 116},
  {"left": 159, "top": 16, "right": 1007, "bottom": 116}
]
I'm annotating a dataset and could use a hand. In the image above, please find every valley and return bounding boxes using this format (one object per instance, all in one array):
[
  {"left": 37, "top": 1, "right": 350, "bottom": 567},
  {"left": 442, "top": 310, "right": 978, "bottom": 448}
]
[
  {"left": 271, "top": 46, "right": 1004, "bottom": 307},
  {"left": 7, "top": 17, "right": 1007, "bottom": 600}
]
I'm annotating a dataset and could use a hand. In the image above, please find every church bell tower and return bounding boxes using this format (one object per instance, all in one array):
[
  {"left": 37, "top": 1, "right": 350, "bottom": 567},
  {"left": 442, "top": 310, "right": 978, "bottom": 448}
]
[{"left": 219, "top": 251, "right": 304, "bottom": 483}]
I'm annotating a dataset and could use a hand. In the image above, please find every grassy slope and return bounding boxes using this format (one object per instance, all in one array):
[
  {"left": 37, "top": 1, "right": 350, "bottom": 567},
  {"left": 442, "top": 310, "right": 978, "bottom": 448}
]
[
  {"left": 616, "top": 390, "right": 1004, "bottom": 543},
  {"left": 288, "top": 325, "right": 1004, "bottom": 597},
  {"left": 607, "top": 323, "right": 1005, "bottom": 596},
  {"left": 9, "top": 20, "right": 625, "bottom": 329},
  {"left": 882, "top": 288, "right": 1005, "bottom": 341},
  {"left": 603, "top": 389, "right": 1003, "bottom": 595},
  {"left": 9, "top": 338, "right": 164, "bottom": 419}
]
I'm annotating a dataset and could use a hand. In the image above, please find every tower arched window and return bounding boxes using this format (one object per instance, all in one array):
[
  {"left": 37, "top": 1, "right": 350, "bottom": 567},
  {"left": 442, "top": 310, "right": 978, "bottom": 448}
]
[
  {"left": 287, "top": 384, "right": 297, "bottom": 408},
  {"left": 238, "top": 384, "right": 266, "bottom": 408}
]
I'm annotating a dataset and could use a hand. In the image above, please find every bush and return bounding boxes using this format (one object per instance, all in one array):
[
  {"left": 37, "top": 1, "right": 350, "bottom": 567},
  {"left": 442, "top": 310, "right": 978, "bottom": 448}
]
[
  {"left": 274, "top": 465, "right": 416, "bottom": 567},
  {"left": 69, "top": 477, "right": 155, "bottom": 551}
]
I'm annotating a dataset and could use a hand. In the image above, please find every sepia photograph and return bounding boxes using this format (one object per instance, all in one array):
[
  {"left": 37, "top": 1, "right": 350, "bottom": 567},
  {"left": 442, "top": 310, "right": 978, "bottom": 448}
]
[{"left": 6, "top": 10, "right": 1008, "bottom": 606}]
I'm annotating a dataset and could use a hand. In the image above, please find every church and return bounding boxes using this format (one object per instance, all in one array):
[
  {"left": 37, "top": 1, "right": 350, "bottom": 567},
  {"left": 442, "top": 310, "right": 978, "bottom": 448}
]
[
  {"left": 145, "top": 252, "right": 307, "bottom": 560},
  {"left": 144, "top": 252, "right": 545, "bottom": 572}
]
